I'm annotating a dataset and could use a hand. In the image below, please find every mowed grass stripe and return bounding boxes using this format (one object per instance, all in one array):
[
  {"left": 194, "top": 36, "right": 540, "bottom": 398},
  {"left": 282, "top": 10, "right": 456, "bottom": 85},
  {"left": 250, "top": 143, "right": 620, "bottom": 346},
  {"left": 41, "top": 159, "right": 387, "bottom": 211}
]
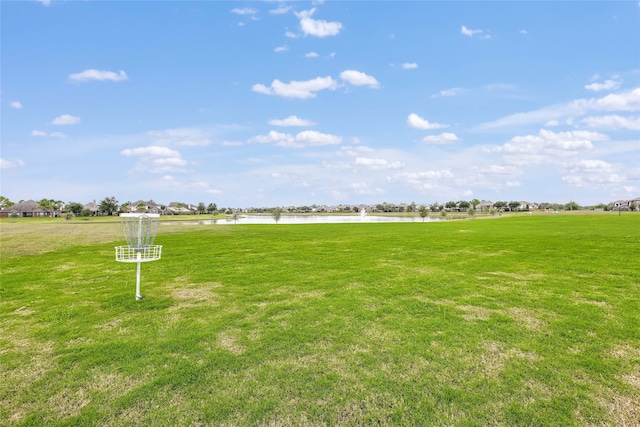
[{"left": 1, "top": 215, "right": 638, "bottom": 426}]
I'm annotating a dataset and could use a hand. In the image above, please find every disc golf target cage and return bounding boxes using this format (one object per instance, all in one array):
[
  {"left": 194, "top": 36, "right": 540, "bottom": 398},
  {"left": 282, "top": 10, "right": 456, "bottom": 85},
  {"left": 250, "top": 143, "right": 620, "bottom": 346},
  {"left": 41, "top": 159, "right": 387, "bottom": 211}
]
[{"left": 115, "top": 213, "right": 162, "bottom": 300}]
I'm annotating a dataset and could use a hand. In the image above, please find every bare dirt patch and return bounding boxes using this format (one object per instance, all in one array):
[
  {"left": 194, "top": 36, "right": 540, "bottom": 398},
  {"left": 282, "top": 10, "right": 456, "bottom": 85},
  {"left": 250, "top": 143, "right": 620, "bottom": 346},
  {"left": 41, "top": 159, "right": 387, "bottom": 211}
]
[
  {"left": 610, "top": 343, "right": 640, "bottom": 359},
  {"left": 457, "top": 305, "right": 493, "bottom": 321},
  {"left": 486, "top": 271, "right": 546, "bottom": 282},
  {"left": 47, "top": 388, "right": 90, "bottom": 419},
  {"left": 13, "top": 306, "right": 34, "bottom": 316},
  {"left": 503, "top": 307, "right": 546, "bottom": 331},
  {"left": 217, "top": 330, "right": 245, "bottom": 355},
  {"left": 481, "top": 340, "right": 539, "bottom": 377},
  {"left": 598, "top": 392, "right": 640, "bottom": 427}
]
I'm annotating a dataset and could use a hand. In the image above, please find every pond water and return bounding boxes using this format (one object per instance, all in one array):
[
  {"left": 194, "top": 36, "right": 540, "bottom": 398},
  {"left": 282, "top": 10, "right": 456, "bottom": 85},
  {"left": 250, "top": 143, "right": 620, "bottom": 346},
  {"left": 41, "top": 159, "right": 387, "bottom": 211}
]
[{"left": 183, "top": 215, "right": 440, "bottom": 225}]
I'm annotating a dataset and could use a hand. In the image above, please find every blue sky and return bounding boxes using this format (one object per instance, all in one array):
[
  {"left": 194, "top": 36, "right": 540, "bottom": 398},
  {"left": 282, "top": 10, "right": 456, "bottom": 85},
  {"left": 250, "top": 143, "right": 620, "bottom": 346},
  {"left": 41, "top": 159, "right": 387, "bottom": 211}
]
[{"left": 2, "top": 0, "right": 639, "bottom": 207}]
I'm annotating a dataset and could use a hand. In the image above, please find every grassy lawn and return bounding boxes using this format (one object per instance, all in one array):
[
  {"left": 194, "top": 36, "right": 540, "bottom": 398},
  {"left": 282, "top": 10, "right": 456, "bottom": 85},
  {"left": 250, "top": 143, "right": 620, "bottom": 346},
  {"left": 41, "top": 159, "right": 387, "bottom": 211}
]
[{"left": 1, "top": 214, "right": 639, "bottom": 426}]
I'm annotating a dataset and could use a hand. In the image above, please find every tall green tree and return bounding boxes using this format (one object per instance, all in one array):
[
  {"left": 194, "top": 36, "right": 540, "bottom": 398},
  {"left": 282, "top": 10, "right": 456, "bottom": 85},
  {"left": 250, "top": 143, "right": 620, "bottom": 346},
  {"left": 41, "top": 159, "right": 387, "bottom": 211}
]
[
  {"left": 37, "top": 199, "right": 53, "bottom": 211},
  {"left": 565, "top": 201, "right": 580, "bottom": 211},
  {"left": 99, "top": 196, "right": 119, "bottom": 216},
  {"left": 494, "top": 201, "right": 507, "bottom": 211},
  {"left": 0, "top": 196, "right": 14, "bottom": 209},
  {"left": 65, "top": 202, "right": 84, "bottom": 216},
  {"left": 508, "top": 201, "right": 521, "bottom": 211},
  {"left": 207, "top": 203, "right": 218, "bottom": 214},
  {"left": 197, "top": 202, "right": 207, "bottom": 215},
  {"left": 418, "top": 205, "right": 429, "bottom": 222},
  {"left": 119, "top": 201, "right": 131, "bottom": 214},
  {"left": 272, "top": 207, "right": 283, "bottom": 223}
]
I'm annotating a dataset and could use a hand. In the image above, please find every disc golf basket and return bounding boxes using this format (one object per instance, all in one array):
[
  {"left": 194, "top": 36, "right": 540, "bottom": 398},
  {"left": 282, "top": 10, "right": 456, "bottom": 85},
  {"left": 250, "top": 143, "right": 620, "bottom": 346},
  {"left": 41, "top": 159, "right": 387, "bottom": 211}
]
[{"left": 115, "top": 213, "right": 162, "bottom": 300}]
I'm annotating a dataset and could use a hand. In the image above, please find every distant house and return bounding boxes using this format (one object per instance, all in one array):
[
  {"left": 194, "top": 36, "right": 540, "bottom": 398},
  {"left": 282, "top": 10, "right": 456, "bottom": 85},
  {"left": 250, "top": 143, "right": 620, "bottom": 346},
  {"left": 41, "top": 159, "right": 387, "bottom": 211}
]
[
  {"left": 166, "top": 202, "right": 196, "bottom": 215},
  {"left": 130, "top": 200, "right": 162, "bottom": 214},
  {"left": 476, "top": 201, "right": 494, "bottom": 212},
  {"left": 518, "top": 201, "right": 539, "bottom": 211},
  {"left": 610, "top": 200, "right": 630, "bottom": 210},
  {"left": 609, "top": 198, "right": 640, "bottom": 211},
  {"left": 84, "top": 200, "right": 100, "bottom": 216},
  {"left": 0, "top": 199, "right": 56, "bottom": 218}
]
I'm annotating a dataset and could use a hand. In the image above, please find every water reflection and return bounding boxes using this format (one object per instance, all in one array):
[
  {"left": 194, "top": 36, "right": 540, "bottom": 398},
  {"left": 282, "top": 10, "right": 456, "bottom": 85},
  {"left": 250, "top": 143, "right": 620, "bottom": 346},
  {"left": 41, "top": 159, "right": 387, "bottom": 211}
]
[{"left": 188, "top": 215, "right": 439, "bottom": 225}]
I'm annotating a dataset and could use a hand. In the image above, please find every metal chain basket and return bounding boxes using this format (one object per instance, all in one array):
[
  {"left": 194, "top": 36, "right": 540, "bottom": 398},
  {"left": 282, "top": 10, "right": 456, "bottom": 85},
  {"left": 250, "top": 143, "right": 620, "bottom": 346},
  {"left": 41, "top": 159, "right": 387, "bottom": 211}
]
[{"left": 115, "top": 213, "right": 162, "bottom": 300}]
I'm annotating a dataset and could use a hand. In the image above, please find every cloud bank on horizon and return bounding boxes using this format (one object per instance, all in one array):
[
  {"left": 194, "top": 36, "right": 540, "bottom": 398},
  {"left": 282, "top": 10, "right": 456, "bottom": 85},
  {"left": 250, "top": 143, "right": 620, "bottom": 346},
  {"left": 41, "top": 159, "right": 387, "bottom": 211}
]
[{"left": 1, "top": 1, "right": 639, "bottom": 206}]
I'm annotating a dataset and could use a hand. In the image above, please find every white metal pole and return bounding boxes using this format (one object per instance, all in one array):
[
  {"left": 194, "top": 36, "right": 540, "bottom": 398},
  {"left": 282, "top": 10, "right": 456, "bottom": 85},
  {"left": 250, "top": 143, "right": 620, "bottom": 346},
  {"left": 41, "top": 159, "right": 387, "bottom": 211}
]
[{"left": 135, "top": 251, "right": 143, "bottom": 300}]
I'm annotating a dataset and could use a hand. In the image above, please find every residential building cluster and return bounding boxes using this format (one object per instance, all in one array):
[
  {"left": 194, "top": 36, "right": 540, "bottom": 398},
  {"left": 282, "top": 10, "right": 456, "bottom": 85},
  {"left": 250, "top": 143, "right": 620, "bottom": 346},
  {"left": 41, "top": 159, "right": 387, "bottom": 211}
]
[{"left": 1, "top": 197, "right": 639, "bottom": 218}]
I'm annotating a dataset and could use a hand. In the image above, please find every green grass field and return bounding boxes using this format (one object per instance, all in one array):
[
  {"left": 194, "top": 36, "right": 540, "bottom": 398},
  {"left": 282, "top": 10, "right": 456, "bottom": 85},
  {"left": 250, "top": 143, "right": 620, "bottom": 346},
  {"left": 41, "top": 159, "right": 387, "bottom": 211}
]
[{"left": 1, "top": 214, "right": 639, "bottom": 426}]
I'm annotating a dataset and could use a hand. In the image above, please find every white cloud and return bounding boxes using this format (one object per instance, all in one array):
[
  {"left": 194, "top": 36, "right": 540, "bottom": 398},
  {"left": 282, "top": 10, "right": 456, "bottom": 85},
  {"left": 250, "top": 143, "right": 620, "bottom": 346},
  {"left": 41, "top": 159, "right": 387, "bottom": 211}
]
[
  {"left": 121, "top": 146, "right": 186, "bottom": 174},
  {"left": 36, "top": 0, "right": 51, "bottom": 6},
  {"left": 68, "top": 69, "right": 128, "bottom": 82},
  {"left": 0, "top": 158, "right": 25, "bottom": 168},
  {"left": 432, "top": 88, "right": 462, "bottom": 98},
  {"left": 519, "top": 29, "right": 528, "bottom": 35},
  {"left": 349, "top": 182, "right": 385, "bottom": 195},
  {"left": 585, "top": 79, "right": 621, "bottom": 92},
  {"left": 479, "top": 88, "right": 640, "bottom": 129},
  {"left": 275, "top": 45, "right": 289, "bottom": 53},
  {"left": 285, "top": 31, "right": 299, "bottom": 38},
  {"left": 582, "top": 115, "right": 640, "bottom": 130},
  {"left": 562, "top": 159, "right": 625, "bottom": 188},
  {"left": 269, "top": 5, "right": 291, "bottom": 15},
  {"left": 481, "top": 165, "right": 523, "bottom": 176},
  {"left": 461, "top": 25, "right": 483, "bottom": 37},
  {"left": 388, "top": 170, "right": 455, "bottom": 191},
  {"left": 353, "top": 157, "right": 405, "bottom": 170},
  {"left": 572, "top": 88, "right": 640, "bottom": 112},
  {"left": 401, "top": 62, "right": 418, "bottom": 70},
  {"left": 31, "top": 130, "right": 65, "bottom": 138},
  {"left": 422, "top": 132, "right": 460, "bottom": 144},
  {"left": 305, "top": 51, "right": 319, "bottom": 58},
  {"left": 340, "top": 70, "right": 379, "bottom": 88},
  {"left": 230, "top": 7, "right": 257, "bottom": 15},
  {"left": 10, "top": 101, "right": 22, "bottom": 109},
  {"left": 152, "top": 157, "right": 188, "bottom": 167},
  {"left": 121, "top": 146, "right": 181, "bottom": 158},
  {"left": 252, "top": 76, "right": 338, "bottom": 99},
  {"left": 147, "top": 127, "right": 211, "bottom": 146},
  {"left": 249, "top": 131, "right": 292, "bottom": 145},
  {"left": 407, "top": 113, "right": 449, "bottom": 130},
  {"left": 291, "top": 130, "right": 342, "bottom": 148},
  {"left": 337, "top": 145, "right": 375, "bottom": 157},
  {"left": 51, "top": 114, "right": 81, "bottom": 125},
  {"left": 295, "top": 8, "right": 343, "bottom": 37},
  {"left": 249, "top": 130, "right": 342, "bottom": 148},
  {"left": 268, "top": 115, "right": 317, "bottom": 127},
  {"left": 495, "top": 129, "right": 607, "bottom": 167}
]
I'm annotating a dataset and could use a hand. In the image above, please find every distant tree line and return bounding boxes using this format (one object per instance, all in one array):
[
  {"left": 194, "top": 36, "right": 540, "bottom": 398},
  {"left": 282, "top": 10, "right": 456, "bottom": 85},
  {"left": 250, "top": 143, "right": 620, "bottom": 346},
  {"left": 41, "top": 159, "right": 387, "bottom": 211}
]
[{"left": 1, "top": 195, "right": 634, "bottom": 218}]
